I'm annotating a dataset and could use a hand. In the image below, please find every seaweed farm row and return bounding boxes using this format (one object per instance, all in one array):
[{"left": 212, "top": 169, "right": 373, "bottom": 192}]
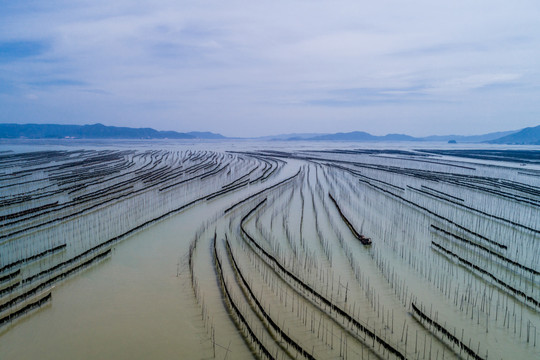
[
  {"left": 1, "top": 146, "right": 539, "bottom": 359},
  {"left": 0, "top": 149, "right": 284, "bottom": 332}
]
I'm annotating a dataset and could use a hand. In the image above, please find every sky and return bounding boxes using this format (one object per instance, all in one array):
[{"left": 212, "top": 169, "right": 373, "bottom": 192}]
[{"left": 1, "top": 1, "right": 539, "bottom": 137}]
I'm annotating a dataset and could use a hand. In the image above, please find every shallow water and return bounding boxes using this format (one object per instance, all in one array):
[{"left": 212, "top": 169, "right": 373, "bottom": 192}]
[
  {"left": 1, "top": 141, "right": 539, "bottom": 359},
  {"left": 0, "top": 205, "right": 213, "bottom": 359}
]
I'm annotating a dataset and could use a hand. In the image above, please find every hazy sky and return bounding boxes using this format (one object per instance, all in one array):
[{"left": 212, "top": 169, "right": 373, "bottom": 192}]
[{"left": 1, "top": 1, "right": 539, "bottom": 137}]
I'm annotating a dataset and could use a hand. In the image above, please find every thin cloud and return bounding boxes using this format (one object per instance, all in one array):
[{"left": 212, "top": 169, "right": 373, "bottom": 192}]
[
  {"left": 0, "top": 40, "right": 50, "bottom": 62},
  {"left": 28, "top": 79, "right": 88, "bottom": 88},
  {"left": 0, "top": 1, "right": 539, "bottom": 136}
]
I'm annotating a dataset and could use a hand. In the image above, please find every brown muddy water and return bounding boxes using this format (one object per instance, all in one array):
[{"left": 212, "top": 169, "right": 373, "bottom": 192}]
[{"left": 0, "top": 205, "right": 215, "bottom": 359}]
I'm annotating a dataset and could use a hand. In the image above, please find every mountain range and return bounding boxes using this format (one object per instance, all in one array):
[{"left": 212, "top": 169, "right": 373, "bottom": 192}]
[
  {"left": 0, "top": 123, "right": 225, "bottom": 140},
  {"left": 487, "top": 126, "right": 540, "bottom": 145},
  {"left": 0, "top": 123, "right": 539, "bottom": 145},
  {"left": 300, "top": 130, "right": 519, "bottom": 142}
]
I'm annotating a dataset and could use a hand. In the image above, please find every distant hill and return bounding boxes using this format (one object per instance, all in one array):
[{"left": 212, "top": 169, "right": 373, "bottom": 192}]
[
  {"left": 308, "top": 131, "right": 417, "bottom": 141},
  {"left": 186, "top": 131, "right": 226, "bottom": 139},
  {"left": 422, "top": 130, "right": 518, "bottom": 143},
  {"left": 310, "top": 131, "right": 377, "bottom": 141},
  {"left": 0, "top": 123, "right": 224, "bottom": 140},
  {"left": 487, "top": 125, "right": 540, "bottom": 145},
  {"left": 257, "top": 133, "right": 327, "bottom": 140},
  {"left": 302, "top": 129, "right": 525, "bottom": 143},
  {"left": 1, "top": 122, "right": 536, "bottom": 143}
]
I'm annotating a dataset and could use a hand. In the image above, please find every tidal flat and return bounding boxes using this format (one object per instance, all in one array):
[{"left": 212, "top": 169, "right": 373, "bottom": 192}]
[{"left": 0, "top": 141, "right": 539, "bottom": 359}]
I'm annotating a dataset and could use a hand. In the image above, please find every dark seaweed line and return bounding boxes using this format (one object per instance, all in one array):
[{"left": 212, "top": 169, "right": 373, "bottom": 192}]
[
  {"left": 52, "top": 168, "right": 125, "bottom": 188},
  {"left": 7, "top": 191, "right": 218, "bottom": 301},
  {"left": 411, "top": 303, "right": 484, "bottom": 360},
  {"left": 72, "top": 181, "right": 134, "bottom": 202},
  {"left": 222, "top": 179, "right": 250, "bottom": 192},
  {"left": 354, "top": 172, "right": 405, "bottom": 192},
  {"left": 0, "top": 150, "right": 74, "bottom": 169},
  {"left": 2, "top": 168, "right": 209, "bottom": 240},
  {"left": 246, "top": 156, "right": 272, "bottom": 184},
  {"left": 444, "top": 174, "right": 540, "bottom": 202},
  {"left": 225, "top": 239, "right": 315, "bottom": 360},
  {"left": 328, "top": 163, "right": 405, "bottom": 191},
  {"left": 241, "top": 226, "right": 405, "bottom": 359},
  {"left": 260, "top": 159, "right": 283, "bottom": 182},
  {"left": 240, "top": 201, "right": 405, "bottom": 360},
  {"left": 133, "top": 154, "right": 164, "bottom": 176},
  {"left": 72, "top": 194, "right": 208, "bottom": 259},
  {"left": 212, "top": 236, "right": 275, "bottom": 360},
  {"left": 69, "top": 160, "right": 144, "bottom": 194},
  {"left": 224, "top": 169, "right": 301, "bottom": 214},
  {"left": 0, "top": 244, "right": 66, "bottom": 273},
  {"left": 431, "top": 225, "right": 540, "bottom": 276},
  {"left": 68, "top": 155, "right": 182, "bottom": 198},
  {"left": 519, "top": 171, "right": 540, "bottom": 178},
  {"left": 140, "top": 152, "right": 214, "bottom": 186},
  {"left": 74, "top": 158, "right": 166, "bottom": 193},
  {"left": 328, "top": 193, "right": 371, "bottom": 245},
  {"left": 294, "top": 153, "right": 539, "bottom": 202},
  {"left": 9, "top": 158, "right": 282, "bottom": 240},
  {"left": 184, "top": 159, "right": 216, "bottom": 175},
  {"left": 432, "top": 241, "right": 540, "bottom": 308},
  {"left": 221, "top": 166, "right": 257, "bottom": 189},
  {"left": 371, "top": 154, "right": 477, "bottom": 170},
  {"left": 5, "top": 163, "right": 249, "bottom": 292},
  {"left": 414, "top": 149, "right": 540, "bottom": 167},
  {"left": 361, "top": 180, "right": 508, "bottom": 250},
  {"left": 200, "top": 163, "right": 229, "bottom": 180},
  {"left": 9, "top": 166, "right": 233, "bottom": 275},
  {"left": 67, "top": 180, "right": 240, "bottom": 262},
  {"left": 0, "top": 269, "right": 20, "bottom": 284},
  {"left": 447, "top": 179, "right": 540, "bottom": 208},
  {"left": 23, "top": 245, "right": 112, "bottom": 284},
  {"left": 409, "top": 185, "right": 540, "bottom": 234},
  {"left": 299, "top": 154, "right": 453, "bottom": 182},
  {"left": 206, "top": 181, "right": 249, "bottom": 201},
  {"left": 144, "top": 159, "right": 203, "bottom": 185},
  {"left": 0, "top": 249, "right": 110, "bottom": 314},
  {"left": 408, "top": 185, "right": 465, "bottom": 205},
  {"left": 0, "top": 282, "right": 20, "bottom": 298},
  {"left": 0, "top": 173, "right": 27, "bottom": 183},
  {"left": 421, "top": 185, "right": 464, "bottom": 202},
  {"left": 498, "top": 177, "right": 540, "bottom": 194},
  {"left": 0, "top": 189, "right": 58, "bottom": 207},
  {"left": 0, "top": 188, "right": 143, "bottom": 239},
  {"left": 51, "top": 152, "right": 129, "bottom": 173},
  {"left": 158, "top": 162, "right": 221, "bottom": 191},
  {"left": 52, "top": 160, "right": 126, "bottom": 184},
  {"left": 140, "top": 163, "right": 175, "bottom": 184},
  {"left": 338, "top": 157, "right": 540, "bottom": 207},
  {"left": 248, "top": 155, "right": 284, "bottom": 183},
  {"left": 187, "top": 160, "right": 218, "bottom": 176},
  {"left": 0, "top": 201, "right": 59, "bottom": 221},
  {"left": 134, "top": 152, "right": 202, "bottom": 187},
  {"left": 250, "top": 152, "right": 290, "bottom": 164},
  {"left": 0, "top": 292, "right": 52, "bottom": 327},
  {"left": 491, "top": 176, "right": 540, "bottom": 200},
  {"left": 0, "top": 176, "right": 49, "bottom": 189}
]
